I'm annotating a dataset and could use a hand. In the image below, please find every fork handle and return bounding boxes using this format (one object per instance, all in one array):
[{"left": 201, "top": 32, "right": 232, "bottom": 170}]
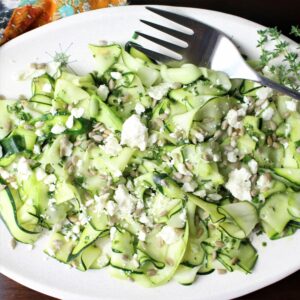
[{"left": 258, "top": 75, "right": 300, "bottom": 100}]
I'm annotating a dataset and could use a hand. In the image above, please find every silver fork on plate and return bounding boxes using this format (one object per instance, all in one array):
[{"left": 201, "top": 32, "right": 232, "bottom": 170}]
[{"left": 132, "top": 6, "right": 300, "bottom": 100}]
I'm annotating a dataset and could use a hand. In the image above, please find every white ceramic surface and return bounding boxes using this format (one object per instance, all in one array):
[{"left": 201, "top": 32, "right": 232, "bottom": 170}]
[{"left": 0, "top": 5, "right": 299, "bottom": 300}]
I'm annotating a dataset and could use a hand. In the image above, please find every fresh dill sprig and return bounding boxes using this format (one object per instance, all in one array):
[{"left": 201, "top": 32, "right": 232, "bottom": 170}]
[
  {"left": 257, "top": 26, "right": 300, "bottom": 91},
  {"left": 291, "top": 25, "right": 300, "bottom": 38}
]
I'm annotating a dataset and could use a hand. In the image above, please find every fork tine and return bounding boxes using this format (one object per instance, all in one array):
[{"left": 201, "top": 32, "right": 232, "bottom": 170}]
[
  {"left": 146, "top": 6, "right": 200, "bottom": 28},
  {"left": 135, "top": 31, "right": 185, "bottom": 54},
  {"left": 140, "top": 19, "right": 191, "bottom": 42},
  {"left": 127, "top": 42, "right": 180, "bottom": 63}
]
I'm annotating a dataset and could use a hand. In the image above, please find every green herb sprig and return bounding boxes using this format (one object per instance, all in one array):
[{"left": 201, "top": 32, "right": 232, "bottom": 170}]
[{"left": 257, "top": 26, "right": 300, "bottom": 91}]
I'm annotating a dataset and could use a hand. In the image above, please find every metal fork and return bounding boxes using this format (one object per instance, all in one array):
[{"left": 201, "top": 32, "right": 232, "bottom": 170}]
[{"left": 132, "top": 6, "right": 300, "bottom": 100}]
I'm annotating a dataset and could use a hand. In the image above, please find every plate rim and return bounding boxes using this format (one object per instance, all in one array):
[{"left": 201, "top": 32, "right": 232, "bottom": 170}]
[{"left": 0, "top": 4, "right": 299, "bottom": 300}]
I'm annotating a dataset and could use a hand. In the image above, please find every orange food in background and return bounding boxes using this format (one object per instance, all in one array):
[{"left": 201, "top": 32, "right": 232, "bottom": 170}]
[
  {"left": 0, "top": 5, "right": 43, "bottom": 45},
  {"left": 32, "top": 0, "right": 57, "bottom": 27},
  {"left": 0, "top": 0, "right": 126, "bottom": 45}
]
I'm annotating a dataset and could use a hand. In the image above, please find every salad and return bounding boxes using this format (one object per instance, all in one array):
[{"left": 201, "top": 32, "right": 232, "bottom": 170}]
[{"left": 0, "top": 41, "right": 300, "bottom": 287}]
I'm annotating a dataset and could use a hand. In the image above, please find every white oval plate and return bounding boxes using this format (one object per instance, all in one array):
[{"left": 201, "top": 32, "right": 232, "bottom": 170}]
[{"left": 0, "top": 5, "right": 299, "bottom": 300}]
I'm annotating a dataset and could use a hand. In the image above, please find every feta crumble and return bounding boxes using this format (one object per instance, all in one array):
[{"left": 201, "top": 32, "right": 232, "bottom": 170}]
[
  {"left": 256, "top": 87, "right": 273, "bottom": 101},
  {"left": 110, "top": 227, "right": 117, "bottom": 241},
  {"left": 17, "top": 157, "right": 32, "bottom": 180},
  {"left": 66, "top": 115, "right": 74, "bottom": 129},
  {"left": 135, "top": 103, "right": 145, "bottom": 115},
  {"left": 51, "top": 124, "right": 66, "bottom": 134},
  {"left": 97, "top": 84, "right": 109, "bottom": 100},
  {"left": 225, "top": 168, "right": 252, "bottom": 201},
  {"left": 257, "top": 174, "right": 272, "bottom": 191},
  {"left": 158, "top": 226, "right": 181, "bottom": 245},
  {"left": 286, "top": 100, "right": 297, "bottom": 111},
  {"left": 182, "top": 181, "right": 198, "bottom": 192},
  {"left": 71, "top": 107, "right": 85, "bottom": 119},
  {"left": 110, "top": 72, "right": 122, "bottom": 80},
  {"left": 193, "top": 190, "right": 206, "bottom": 198},
  {"left": 226, "top": 109, "right": 241, "bottom": 129},
  {"left": 121, "top": 114, "right": 148, "bottom": 151},
  {"left": 248, "top": 159, "right": 258, "bottom": 174},
  {"left": 33, "top": 144, "right": 41, "bottom": 154},
  {"left": 106, "top": 200, "right": 117, "bottom": 216},
  {"left": 148, "top": 83, "right": 178, "bottom": 100},
  {"left": 101, "top": 135, "right": 122, "bottom": 156},
  {"left": 227, "top": 149, "right": 239, "bottom": 163},
  {"left": 36, "top": 167, "right": 47, "bottom": 181},
  {"left": 261, "top": 106, "right": 274, "bottom": 121},
  {"left": 138, "top": 229, "right": 147, "bottom": 241},
  {"left": 114, "top": 184, "right": 136, "bottom": 217}
]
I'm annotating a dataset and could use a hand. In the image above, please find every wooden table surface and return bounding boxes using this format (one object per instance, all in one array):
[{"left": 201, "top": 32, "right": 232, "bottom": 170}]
[{"left": 1, "top": 0, "right": 300, "bottom": 299}]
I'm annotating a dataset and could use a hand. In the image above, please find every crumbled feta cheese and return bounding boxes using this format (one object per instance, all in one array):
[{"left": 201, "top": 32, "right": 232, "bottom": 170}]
[
  {"left": 106, "top": 200, "right": 117, "bottom": 216},
  {"left": 48, "top": 198, "right": 56, "bottom": 206},
  {"left": 44, "top": 174, "right": 57, "bottom": 185},
  {"left": 158, "top": 226, "right": 181, "bottom": 245},
  {"left": 10, "top": 181, "right": 18, "bottom": 189},
  {"left": 257, "top": 174, "right": 272, "bottom": 191},
  {"left": 110, "top": 72, "right": 122, "bottom": 80},
  {"left": 50, "top": 107, "right": 57, "bottom": 116},
  {"left": 139, "top": 212, "right": 153, "bottom": 227},
  {"left": 179, "top": 209, "right": 187, "bottom": 223},
  {"left": 148, "top": 133, "right": 158, "bottom": 146},
  {"left": 85, "top": 199, "right": 94, "bottom": 207},
  {"left": 225, "top": 168, "right": 252, "bottom": 201},
  {"left": 48, "top": 184, "right": 56, "bottom": 192},
  {"left": 101, "top": 135, "right": 122, "bottom": 156},
  {"left": 227, "top": 149, "right": 239, "bottom": 163},
  {"left": 261, "top": 106, "right": 274, "bottom": 121},
  {"left": 182, "top": 181, "right": 198, "bottom": 192},
  {"left": 148, "top": 83, "right": 176, "bottom": 100},
  {"left": 0, "top": 145, "right": 3, "bottom": 158},
  {"left": 131, "top": 254, "right": 140, "bottom": 269},
  {"left": 0, "top": 168, "right": 10, "bottom": 180},
  {"left": 71, "top": 107, "right": 85, "bottom": 119},
  {"left": 195, "top": 132, "right": 205, "bottom": 142},
  {"left": 138, "top": 229, "right": 147, "bottom": 241},
  {"left": 114, "top": 184, "right": 136, "bottom": 217},
  {"left": 93, "top": 194, "right": 105, "bottom": 213},
  {"left": 51, "top": 124, "right": 66, "bottom": 134},
  {"left": 248, "top": 159, "right": 258, "bottom": 174},
  {"left": 193, "top": 189, "right": 206, "bottom": 198},
  {"left": 213, "top": 154, "right": 221, "bottom": 162},
  {"left": 135, "top": 103, "right": 145, "bottom": 115},
  {"left": 97, "top": 84, "right": 109, "bottom": 100},
  {"left": 36, "top": 167, "right": 47, "bottom": 181},
  {"left": 208, "top": 193, "right": 222, "bottom": 201},
  {"left": 110, "top": 227, "right": 117, "bottom": 241},
  {"left": 17, "top": 157, "right": 32, "bottom": 180},
  {"left": 33, "top": 144, "right": 41, "bottom": 154},
  {"left": 226, "top": 109, "right": 241, "bottom": 129},
  {"left": 72, "top": 225, "right": 80, "bottom": 234},
  {"left": 177, "top": 163, "right": 192, "bottom": 176},
  {"left": 35, "top": 129, "right": 43, "bottom": 137},
  {"left": 113, "top": 169, "right": 122, "bottom": 177},
  {"left": 121, "top": 114, "right": 148, "bottom": 151},
  {"left": 256, "top": 87, "right": 273, "bottom": 101},
  {"left": 237, "top": 106, "right": 247, "bottom": 116},
  {"left": 286, "top": 100, "right": 297, "bottom": 111},
  {"left": 66, "top": 115, "right": 74, "bottom": 129}
]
